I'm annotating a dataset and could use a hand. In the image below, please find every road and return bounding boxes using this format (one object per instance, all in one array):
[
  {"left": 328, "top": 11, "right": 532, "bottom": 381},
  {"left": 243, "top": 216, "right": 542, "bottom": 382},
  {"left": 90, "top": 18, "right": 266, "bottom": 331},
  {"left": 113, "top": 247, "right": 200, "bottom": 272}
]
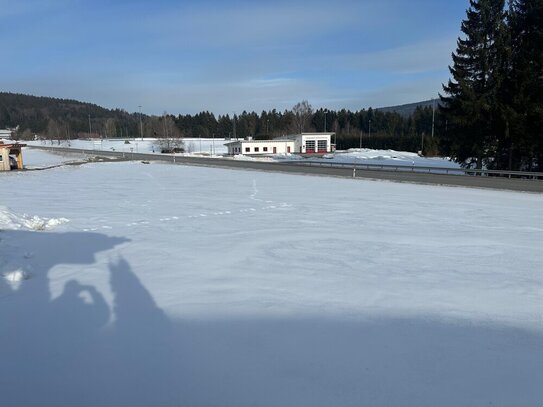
[{"left": 28, "top": 146, "right": 543, "bottom": 193}]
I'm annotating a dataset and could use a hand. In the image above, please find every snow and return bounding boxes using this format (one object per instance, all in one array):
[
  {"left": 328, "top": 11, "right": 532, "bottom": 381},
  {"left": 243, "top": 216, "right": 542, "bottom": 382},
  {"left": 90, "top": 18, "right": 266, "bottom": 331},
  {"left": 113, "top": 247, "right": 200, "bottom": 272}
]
[
  {"left": 0, "top": 205, "right": 69, "bottom": 231},
  {"left": 3, "top": 269, "right": 29, "bottom": 282},
  {"left": 25, "top": 138, "right": 461, "bottom": 169},
  {"left": 1, "top": 151, "right": 542, "bottom": 406},
  {"left": 21, "top": 147, "right": 84, "bottom": 168},
  {"left": 27, "top": 137, "right": 229, "bottom": 155},
  {"left": 325, "top": 148, "right": 460, "bottom": 169}
]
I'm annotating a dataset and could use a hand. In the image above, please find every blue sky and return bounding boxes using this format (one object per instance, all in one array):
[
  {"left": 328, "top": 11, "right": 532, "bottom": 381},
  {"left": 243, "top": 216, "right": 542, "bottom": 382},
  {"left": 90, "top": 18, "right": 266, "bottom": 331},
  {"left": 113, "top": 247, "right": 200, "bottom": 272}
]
[{"left": 0, "top": 0, "right": 468, "bottom": 115}]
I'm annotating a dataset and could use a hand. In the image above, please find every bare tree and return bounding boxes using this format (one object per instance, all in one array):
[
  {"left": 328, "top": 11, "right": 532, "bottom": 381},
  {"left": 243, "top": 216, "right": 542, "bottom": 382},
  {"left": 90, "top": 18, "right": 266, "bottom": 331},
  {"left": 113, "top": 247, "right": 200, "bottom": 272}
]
[
  {"left": 292, "top": 100, "right": 313, "bottom": 134},
  {"left": 46, "top": 119, "right": 60, "bottom": 143},
  {"left": 155, "top": 113, "right": 184, "bottom": 153},
  {"left": 105, "top": 118, "right": 117, "bottom": 138}
]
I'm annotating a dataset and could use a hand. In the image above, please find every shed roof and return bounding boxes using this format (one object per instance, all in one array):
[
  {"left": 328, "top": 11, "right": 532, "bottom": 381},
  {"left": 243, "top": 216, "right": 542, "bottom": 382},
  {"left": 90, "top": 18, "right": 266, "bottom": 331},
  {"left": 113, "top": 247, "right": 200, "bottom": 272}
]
[{"left": 0, "top": 143, "right": 27, "bottom": 149}]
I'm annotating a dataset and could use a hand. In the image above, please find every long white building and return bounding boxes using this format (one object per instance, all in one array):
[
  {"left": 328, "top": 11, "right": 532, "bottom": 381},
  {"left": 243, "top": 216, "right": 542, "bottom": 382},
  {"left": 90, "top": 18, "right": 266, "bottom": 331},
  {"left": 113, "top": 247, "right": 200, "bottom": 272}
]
[
  {"left": 225, "top": 133, "right": 335, "bottom": 156},
  {"left": 0, "top": 129, "right": 13, "bottom": 140}
]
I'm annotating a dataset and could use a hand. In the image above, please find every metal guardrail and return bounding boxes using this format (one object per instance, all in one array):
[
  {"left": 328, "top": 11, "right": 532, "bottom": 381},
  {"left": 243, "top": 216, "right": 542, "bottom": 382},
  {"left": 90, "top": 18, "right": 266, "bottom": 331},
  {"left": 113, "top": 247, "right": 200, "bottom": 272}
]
[
  {"left": 287, "top": 160, "right": 543, "bottom": 180},
  {"left": 27, "top": 145, "right": 543, "bottom": 181}
]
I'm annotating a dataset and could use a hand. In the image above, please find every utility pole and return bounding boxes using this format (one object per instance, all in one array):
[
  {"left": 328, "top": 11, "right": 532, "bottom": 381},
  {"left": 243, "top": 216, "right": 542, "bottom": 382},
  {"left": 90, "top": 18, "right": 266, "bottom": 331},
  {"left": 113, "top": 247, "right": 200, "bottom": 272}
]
[
  {"left": 88, "top": 114, "right": 92, "bottom": 135},
  {"left": 138, "top": 105, "right": 143, "bottom": 139}
]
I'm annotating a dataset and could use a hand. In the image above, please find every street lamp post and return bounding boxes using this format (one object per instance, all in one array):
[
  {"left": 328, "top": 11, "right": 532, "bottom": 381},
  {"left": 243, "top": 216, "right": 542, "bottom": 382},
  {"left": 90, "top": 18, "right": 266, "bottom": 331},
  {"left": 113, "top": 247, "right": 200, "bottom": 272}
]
[{"left": 138, "top": 105, "right": 143, "bottom": 139}]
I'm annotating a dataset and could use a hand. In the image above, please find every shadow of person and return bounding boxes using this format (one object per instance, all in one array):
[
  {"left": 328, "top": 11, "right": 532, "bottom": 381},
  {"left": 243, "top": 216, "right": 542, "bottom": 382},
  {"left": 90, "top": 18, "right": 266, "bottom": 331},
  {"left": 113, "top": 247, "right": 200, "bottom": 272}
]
[
  {"left": 95, "top": 257, "right": 179, "bottom": 406},
  {"left": 49, "top": 280, "right": 110, "bottom": 333},
  {"left": 0, "top": 230, "right": 129, "bottom": 406}
]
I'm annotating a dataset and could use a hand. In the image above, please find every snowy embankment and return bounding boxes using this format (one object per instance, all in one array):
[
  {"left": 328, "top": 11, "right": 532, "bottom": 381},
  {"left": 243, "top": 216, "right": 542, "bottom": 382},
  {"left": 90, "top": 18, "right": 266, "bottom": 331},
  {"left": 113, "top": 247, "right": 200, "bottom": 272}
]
[
  {"left": 22, "top": 147, "right": 84, "bottom": 168},
  {"left": 1, "top": 151, "right": 542, "bottom": 406}
]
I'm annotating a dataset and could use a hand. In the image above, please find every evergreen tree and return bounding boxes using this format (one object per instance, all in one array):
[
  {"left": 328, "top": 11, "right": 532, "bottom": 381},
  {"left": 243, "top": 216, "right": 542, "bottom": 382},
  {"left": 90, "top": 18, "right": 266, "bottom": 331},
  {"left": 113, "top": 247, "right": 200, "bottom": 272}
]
[
  {"left": 440, "top": 0, "right": 507, "bottom": 168},
  {"left": 510, "top": 0, "right": 543, "bottom": 170}
]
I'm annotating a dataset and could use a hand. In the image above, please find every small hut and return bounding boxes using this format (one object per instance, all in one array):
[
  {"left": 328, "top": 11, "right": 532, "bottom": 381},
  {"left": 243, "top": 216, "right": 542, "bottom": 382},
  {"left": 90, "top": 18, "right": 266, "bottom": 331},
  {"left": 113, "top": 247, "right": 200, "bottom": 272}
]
[{"left": 0, "top": 142, "right": 27, "bottom": 171}]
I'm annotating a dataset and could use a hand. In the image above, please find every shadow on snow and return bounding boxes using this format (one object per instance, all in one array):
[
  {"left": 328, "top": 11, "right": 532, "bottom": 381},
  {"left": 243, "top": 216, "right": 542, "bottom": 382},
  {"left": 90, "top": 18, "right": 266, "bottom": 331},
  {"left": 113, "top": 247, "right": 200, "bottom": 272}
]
[{"left": 1, "top": 230, "right": 542, "bottom": 406}]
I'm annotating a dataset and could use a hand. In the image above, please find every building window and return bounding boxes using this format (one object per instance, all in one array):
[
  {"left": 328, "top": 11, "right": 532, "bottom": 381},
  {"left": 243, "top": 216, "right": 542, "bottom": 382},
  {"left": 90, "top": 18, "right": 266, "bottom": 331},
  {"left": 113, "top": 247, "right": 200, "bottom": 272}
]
[
  {"left": 263, "top": 147, "right": 268, "bottom": 152},
  {"left": 255, "top": 147, "right": 259, "bottom": 152},
  {"left": 245, "top": 147, "right": 250, "bottom": 152}
]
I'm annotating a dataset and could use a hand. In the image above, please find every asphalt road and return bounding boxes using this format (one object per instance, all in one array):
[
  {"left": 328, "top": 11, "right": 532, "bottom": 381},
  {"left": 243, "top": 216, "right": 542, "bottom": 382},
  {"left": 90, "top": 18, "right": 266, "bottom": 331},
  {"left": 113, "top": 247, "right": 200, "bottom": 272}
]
[{"left": 28, "top": 146, "right": 543, "bottom": 193}]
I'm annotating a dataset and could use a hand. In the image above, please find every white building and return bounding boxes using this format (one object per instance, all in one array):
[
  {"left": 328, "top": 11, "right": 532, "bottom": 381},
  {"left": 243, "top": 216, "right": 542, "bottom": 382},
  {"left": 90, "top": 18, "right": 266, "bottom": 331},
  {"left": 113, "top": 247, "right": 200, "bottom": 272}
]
[
  {"left": 225, "top": 133, "right": 334, "bottom": 156},
  {"left": 224, "top": 138, "right": 295, "bottom": 155},
  {"left": 0, "top": 129, "right": 13, "bottom": 140}
]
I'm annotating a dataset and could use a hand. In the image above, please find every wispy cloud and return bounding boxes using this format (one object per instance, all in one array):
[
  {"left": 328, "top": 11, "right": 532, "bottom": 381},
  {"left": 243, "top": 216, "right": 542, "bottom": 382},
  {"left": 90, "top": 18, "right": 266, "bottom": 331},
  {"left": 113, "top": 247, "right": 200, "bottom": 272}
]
[{"left": 340, "top": 37, "right": 457, "bottom": 74}]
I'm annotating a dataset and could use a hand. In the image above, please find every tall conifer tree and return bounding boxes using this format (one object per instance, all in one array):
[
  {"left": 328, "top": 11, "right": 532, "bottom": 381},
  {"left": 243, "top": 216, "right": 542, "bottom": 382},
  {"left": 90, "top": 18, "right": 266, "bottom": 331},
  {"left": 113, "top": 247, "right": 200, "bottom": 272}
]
[
  {"left": 440, "top": 0, "right": 506, "bottom": 168},
  {"left": 510, "top": 0, "right": 543, "bottom": 170}
]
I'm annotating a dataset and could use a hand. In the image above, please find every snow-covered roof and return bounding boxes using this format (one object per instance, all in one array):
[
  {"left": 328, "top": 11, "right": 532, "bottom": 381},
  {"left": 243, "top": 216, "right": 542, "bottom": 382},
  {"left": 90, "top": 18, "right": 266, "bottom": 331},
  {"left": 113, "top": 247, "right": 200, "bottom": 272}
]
[{"left": 224, "top": 139, "right": 295, "bottom": 145}]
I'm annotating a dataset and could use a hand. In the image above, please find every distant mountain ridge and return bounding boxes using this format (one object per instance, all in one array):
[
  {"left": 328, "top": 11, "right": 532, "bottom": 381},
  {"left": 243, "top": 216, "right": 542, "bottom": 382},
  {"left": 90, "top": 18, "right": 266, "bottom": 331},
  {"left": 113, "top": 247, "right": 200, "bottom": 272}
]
[{"left": 377, "top": 100, "right": 436, "bottom": 117}]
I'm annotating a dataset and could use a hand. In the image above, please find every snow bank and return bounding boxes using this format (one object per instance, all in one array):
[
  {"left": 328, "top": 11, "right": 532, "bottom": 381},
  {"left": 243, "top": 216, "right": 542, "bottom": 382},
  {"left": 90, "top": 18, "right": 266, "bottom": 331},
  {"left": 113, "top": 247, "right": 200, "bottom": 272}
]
[
  {"left": 3, "top": 269, "right": 30, "bottom": 282},
  {"left": 0, "top": 206, "right": 69, "bottom": 231},
  {"left": 325, "top": 148, "right": 460, "bottom": 168}
]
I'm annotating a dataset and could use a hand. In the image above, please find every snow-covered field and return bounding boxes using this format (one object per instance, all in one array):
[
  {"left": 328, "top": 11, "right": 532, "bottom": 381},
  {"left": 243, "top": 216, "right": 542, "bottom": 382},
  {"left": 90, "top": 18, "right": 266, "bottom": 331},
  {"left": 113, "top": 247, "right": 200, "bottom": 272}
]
[
  {"left": 1, "top": 153, "right": 542, "bottom": 406},
  {"left": 28, "top": 137, "right": 229, "bottom": 155}
]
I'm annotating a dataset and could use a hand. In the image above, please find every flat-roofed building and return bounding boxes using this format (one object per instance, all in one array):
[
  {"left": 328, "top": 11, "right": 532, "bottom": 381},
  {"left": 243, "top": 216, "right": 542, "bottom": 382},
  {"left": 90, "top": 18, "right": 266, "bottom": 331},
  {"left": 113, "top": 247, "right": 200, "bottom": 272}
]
[{"left": 225, "top": 133, "right": 334, "bottom": 156}]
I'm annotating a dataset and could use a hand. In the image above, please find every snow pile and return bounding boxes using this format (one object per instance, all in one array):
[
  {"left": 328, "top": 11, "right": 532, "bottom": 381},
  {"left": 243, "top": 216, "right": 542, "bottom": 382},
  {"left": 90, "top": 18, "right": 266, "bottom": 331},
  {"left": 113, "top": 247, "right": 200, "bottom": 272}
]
[
  {"left": 327, "top": 148, "right": 420, "bottom": 161},
  {"left": 0, "top": 206, "right": 69, "bottom": 231},
  {"left": 3, "top": 269, "right": 30, "bottom": 282},
  {"left": 230, "top": 154, "right": 274, "bottom": 162},
  {"left": 325, "top": 148, "right": 460, "bottom": 168}
]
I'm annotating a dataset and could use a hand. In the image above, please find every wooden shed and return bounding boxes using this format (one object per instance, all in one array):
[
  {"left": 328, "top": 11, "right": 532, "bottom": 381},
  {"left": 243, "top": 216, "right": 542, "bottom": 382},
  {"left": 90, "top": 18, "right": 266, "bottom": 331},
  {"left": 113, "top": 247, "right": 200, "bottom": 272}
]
[{"left": 0, "top": 142, "right": 26, "bottom": 171}]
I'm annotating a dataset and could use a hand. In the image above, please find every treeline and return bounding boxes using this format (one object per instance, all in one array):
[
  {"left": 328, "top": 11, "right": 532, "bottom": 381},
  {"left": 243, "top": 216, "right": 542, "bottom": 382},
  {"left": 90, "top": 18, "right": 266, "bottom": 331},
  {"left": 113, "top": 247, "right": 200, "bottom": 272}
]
[
  {"left": 0, "top": 92, "right": 442, "bottom": 154},
  {"left": 440, "top": 0, "right": 543, "bottom": 171}
]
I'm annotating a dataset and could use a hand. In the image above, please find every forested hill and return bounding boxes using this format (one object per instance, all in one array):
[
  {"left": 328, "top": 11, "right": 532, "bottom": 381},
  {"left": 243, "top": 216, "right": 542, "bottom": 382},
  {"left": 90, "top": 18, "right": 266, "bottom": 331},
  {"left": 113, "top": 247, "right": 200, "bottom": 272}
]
[
  {"left": 0, "top": 92, "right": 140, "bottom": 138},
  {"left": 0, "top": 91, "right": 442, "bottom": 153}
]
